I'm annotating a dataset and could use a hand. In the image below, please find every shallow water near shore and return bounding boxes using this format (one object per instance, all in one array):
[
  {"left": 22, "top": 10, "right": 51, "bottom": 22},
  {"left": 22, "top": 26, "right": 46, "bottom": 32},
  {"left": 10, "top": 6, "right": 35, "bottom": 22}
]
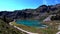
[{"left": 16, "top": 20, "right": 47, "bottom": 28}]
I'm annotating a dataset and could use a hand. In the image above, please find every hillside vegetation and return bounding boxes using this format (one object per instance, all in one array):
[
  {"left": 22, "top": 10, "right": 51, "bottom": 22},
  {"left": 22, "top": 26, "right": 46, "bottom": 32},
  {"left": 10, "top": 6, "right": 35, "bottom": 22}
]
[{"left": 0, "top": 19, "right": 26, "bottom": 34}]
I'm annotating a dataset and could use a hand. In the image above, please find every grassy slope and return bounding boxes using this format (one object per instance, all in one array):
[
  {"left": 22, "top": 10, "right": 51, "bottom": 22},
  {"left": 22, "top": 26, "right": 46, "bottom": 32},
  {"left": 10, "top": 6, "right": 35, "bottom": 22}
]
[
  {"left": 0, "top": 19, "right": 26, "bottom": 34},
  {"left": 43, "top": 21, "right": 60, "bottom": 34}
]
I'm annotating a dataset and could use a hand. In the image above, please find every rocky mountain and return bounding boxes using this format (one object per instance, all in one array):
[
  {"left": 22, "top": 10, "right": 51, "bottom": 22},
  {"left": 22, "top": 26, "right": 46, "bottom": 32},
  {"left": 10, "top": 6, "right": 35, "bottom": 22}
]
[{"left": 0, "top": 4, "right": 60, "bottom": 20}]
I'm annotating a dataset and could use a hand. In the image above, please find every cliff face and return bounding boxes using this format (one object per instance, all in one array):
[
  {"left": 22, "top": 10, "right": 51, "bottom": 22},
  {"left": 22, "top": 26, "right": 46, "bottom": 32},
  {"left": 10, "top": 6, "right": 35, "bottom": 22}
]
[{"left": 0, "top": 4, "right": 60, "bottom": 19}]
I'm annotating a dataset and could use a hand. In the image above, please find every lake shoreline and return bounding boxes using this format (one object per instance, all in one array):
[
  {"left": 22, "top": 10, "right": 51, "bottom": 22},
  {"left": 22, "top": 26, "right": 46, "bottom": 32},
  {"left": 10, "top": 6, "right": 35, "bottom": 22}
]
[{"left": 9, "top": 20, "right": 38, "bottom": 34}]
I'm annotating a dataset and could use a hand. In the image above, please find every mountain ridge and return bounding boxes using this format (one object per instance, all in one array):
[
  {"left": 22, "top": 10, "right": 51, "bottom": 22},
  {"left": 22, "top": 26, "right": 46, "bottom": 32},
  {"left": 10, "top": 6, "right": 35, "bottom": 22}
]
[{"left": 0, "top": 4, "right": 60, "bottom": 20}]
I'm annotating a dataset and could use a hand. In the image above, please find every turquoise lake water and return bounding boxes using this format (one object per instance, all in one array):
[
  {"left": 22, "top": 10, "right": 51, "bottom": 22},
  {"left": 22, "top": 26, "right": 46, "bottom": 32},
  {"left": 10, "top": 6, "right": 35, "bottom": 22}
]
[{"left": 16, "top": 20, "right": 47, "bottom": 28}]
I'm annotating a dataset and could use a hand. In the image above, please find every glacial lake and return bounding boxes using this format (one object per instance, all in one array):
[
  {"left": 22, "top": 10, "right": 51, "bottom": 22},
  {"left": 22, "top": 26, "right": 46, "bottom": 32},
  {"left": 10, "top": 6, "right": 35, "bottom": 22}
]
[{"left": 16, "top": 20, "right": 48, "bottom": 28}]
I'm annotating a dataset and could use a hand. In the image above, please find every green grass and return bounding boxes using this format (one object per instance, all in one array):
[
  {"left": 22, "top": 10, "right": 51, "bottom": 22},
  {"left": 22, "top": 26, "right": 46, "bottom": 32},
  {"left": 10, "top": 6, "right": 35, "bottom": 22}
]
[
  {"left": 42, "top": 21, "right": 60, "bottom": 34},
  {"left": 0, "top": 19, "right": 26, "bottom": 34},
  {"left": 12, "top": 21, "right": 59, "bottom": 34},
  {"left": 12, "top": 22, "right": 38, "bottom": 33}
]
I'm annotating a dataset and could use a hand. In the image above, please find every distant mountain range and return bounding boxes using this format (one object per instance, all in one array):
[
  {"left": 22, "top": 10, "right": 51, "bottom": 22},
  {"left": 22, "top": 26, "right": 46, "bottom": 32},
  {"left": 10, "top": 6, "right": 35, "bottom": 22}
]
[{"left": 0, "top": 4, "right": 60, "bottom": 20}]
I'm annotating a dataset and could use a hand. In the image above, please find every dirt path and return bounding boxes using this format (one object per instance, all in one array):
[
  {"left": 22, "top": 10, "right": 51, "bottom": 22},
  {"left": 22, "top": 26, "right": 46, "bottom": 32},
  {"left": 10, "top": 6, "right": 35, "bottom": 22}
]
[{"left": 9, "top": 21, "right": 38, "bottom": 34}]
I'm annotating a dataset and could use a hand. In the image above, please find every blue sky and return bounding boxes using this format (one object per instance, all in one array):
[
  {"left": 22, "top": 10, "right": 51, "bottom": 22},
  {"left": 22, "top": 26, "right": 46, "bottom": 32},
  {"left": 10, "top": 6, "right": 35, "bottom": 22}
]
[{"left": 0, "top": 0, "right": 60, "bottom": 11}]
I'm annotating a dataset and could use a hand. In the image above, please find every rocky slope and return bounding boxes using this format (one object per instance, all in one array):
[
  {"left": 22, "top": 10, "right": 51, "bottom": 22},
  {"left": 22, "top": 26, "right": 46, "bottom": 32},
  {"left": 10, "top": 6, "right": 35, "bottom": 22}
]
[{"left": 0, "top": 4, "right": 60, "bottom": 20}]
